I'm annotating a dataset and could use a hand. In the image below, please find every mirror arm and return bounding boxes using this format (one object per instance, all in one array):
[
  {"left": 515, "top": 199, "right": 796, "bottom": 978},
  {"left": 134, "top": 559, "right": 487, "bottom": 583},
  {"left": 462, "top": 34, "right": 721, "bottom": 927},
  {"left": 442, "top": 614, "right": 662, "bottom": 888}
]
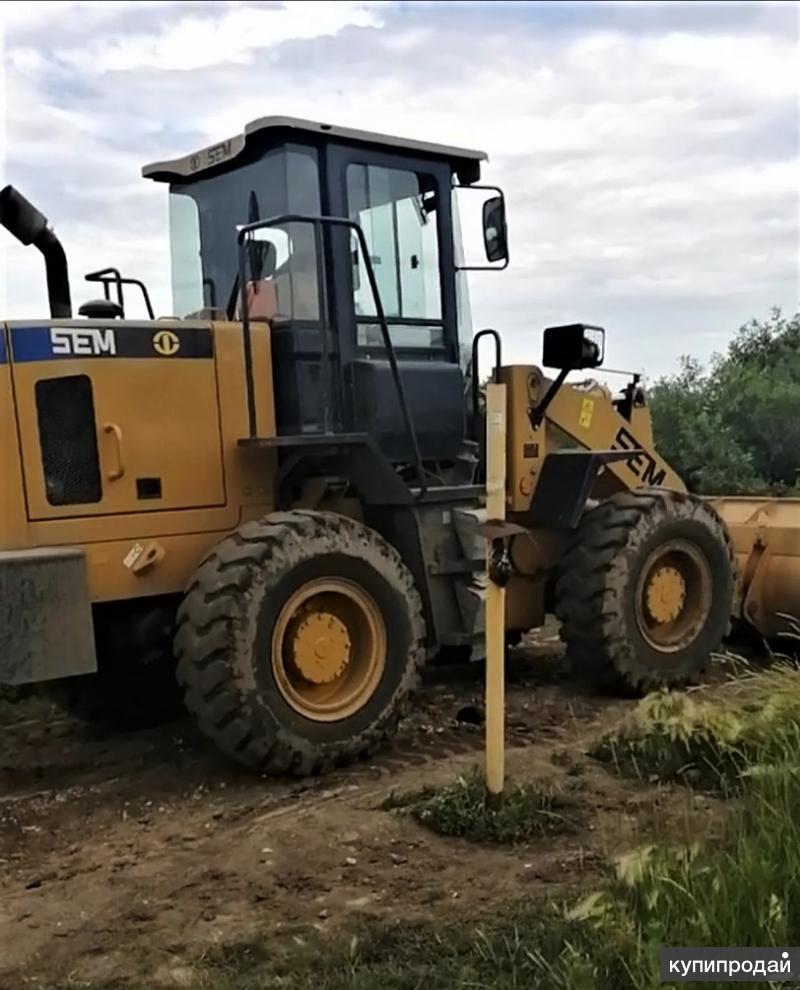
[
  {"left": 455, "top": 257, "right": 510, "bottom": 273},
  {"left": 529, "top": 368, "right": 569, "bottom": 430}
]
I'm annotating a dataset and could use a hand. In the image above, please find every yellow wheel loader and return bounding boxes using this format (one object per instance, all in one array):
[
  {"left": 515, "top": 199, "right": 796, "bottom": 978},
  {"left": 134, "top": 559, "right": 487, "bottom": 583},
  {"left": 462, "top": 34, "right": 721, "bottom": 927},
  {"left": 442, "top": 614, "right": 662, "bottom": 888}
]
[{"left": 0, "top": 116, "right": 761, "bottom": 774}]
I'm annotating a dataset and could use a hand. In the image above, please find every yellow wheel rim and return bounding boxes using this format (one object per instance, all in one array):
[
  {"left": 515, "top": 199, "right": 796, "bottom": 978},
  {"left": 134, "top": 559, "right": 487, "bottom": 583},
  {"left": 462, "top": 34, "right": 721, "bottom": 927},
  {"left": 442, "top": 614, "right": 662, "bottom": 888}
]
[
  {"left": 646, "top": 565, "right": 686, "bottom": 624},
  {"left": 271, "top": 578, "right": 386, "bottom": 721},
  {"left": 634, "top": 539, "right": 712, "bottom": 653}
]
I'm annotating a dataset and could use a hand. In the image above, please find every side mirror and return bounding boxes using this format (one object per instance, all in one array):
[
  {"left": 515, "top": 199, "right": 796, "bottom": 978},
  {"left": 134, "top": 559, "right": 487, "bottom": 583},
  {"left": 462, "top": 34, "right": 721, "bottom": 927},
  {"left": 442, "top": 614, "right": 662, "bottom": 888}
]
[
  {"left": 453, "top": 184, "right": 509, "bottom": 271},
  {"left": 542, "top": 323, "right": 605, "bottom": 370},
  {"left": 482, "top": 195, "right": 508, "bottom": 264}
]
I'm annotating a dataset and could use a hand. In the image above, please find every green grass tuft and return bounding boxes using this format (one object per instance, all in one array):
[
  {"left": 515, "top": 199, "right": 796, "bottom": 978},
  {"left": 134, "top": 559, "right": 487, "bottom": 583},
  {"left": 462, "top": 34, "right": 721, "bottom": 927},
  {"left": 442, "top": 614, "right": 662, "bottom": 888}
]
[
  {"left": 592, "top": 663, "right": 800, "bottom": 790},
  {"left": 406, "top": 769, "right": 574, "bottom": 843}
]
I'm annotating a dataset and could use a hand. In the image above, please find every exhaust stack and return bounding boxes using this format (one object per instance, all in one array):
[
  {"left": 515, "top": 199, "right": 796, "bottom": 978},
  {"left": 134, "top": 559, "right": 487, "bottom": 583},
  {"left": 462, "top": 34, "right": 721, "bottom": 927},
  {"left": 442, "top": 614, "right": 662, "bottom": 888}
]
[{"left": 0, "top": 185, "right": 72, "bottom": 318}]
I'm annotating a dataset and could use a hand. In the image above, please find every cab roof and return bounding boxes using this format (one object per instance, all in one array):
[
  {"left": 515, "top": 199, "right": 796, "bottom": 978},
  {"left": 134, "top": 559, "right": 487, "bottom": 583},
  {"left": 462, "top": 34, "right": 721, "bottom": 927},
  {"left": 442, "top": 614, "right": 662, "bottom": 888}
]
[{"left": 142, "top": 115, "right": 487, "bottom": 185}]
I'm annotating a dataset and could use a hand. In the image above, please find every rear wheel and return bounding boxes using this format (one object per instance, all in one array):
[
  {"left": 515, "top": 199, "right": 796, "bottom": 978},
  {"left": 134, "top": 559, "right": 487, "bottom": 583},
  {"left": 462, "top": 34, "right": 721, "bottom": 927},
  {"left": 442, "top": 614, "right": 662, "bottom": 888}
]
[
  {"left": 555, "top": 489, "right": 734, "bottom": 692},
  {"left": 175, "top": 510, "right": 425, "bottom": 775}
]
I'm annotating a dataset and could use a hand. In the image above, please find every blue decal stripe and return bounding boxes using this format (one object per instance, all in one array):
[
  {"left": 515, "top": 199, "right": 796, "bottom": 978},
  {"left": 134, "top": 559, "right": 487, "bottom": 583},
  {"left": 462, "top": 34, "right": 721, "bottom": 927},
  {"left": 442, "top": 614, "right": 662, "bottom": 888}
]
[
  {"left": 9, "top": 325, "right": 214, "bottom": 361},
  {"left": 10, "top": 327, "right": 55, "bottom": 362},
  {"left": 0, "top": 331, "right": 7, "bottom": 365}
]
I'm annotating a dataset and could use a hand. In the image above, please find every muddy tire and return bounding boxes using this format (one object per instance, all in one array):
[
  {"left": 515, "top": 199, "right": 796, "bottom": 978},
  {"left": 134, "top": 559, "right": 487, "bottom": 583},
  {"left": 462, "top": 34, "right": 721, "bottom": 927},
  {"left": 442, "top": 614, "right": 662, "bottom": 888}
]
[
  {"left": 554, "top": 489, "right": 734, "bottom": 692},
  {"left": 51, "top": 599, "right": 182, "bottom": 730},
  {"left": 175, "top": 511, "right": 426, "bottom": 775}
]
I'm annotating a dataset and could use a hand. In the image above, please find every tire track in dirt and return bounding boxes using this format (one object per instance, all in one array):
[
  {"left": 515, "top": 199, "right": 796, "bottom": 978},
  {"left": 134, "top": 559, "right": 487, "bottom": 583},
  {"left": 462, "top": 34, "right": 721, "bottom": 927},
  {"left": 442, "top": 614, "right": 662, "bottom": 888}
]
[{"left": 0, "top": 641, "right": 602, "bottom": 850}]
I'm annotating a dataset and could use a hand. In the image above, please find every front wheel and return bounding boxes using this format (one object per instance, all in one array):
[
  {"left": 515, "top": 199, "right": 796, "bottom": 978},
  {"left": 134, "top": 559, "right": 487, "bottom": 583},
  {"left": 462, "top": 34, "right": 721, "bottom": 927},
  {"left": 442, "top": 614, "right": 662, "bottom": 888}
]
[
  {"left": 175, "top": 511, "right": 426, "bottom": 775},
  {"left": 555, "top": 489, "right": 734, "bottom": 692}
]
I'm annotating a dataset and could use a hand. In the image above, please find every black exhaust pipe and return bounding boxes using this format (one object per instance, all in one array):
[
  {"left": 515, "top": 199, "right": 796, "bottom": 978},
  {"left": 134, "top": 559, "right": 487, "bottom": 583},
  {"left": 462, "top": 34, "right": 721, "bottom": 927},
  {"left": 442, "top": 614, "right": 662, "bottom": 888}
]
[{"left": 0, "top": 185, "right": 72, "bottom": 319}]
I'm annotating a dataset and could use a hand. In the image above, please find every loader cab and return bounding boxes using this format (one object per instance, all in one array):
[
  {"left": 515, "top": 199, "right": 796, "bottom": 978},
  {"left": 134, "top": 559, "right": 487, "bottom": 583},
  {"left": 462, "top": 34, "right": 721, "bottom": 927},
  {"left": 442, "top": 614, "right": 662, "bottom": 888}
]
[{"left": 143, "top": 117, "right": 506, "bottom": 474}]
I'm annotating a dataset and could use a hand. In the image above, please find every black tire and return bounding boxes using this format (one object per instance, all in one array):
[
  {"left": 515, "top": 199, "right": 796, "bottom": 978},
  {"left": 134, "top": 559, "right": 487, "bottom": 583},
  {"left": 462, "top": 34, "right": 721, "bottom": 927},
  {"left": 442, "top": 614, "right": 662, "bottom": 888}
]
[
  {"left": 175, "top": 510, "right": 426, "bottom": 775},
  {"left": 51, "top": 598, "right": 183, "bottom": 730},
  {"left": 554, "top": 489, "right": 734, "bottom": 692}
]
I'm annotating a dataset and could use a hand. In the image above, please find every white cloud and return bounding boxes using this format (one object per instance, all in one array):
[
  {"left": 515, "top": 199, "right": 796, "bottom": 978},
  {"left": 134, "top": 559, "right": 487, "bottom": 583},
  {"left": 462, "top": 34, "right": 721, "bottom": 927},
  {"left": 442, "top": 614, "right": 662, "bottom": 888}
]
[
  {"left": 650, "top": 30, "right": 797, "bottom": 101},
  {"left": 2, "top": 0, "right": 189, "bottom": 32},
  {"left": 56, "top": 1, "right": 382, "bottom": 73},
  {"left": 1, "top": 1, "right": 798, "bottom": 375}
]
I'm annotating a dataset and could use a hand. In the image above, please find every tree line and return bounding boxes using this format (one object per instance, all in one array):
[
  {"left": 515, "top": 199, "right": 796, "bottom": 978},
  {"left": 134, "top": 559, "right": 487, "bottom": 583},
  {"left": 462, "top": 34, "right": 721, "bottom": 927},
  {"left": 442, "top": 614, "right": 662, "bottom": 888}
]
[{"left": 649, "top": 308, "right": 800, "bottom": 495}]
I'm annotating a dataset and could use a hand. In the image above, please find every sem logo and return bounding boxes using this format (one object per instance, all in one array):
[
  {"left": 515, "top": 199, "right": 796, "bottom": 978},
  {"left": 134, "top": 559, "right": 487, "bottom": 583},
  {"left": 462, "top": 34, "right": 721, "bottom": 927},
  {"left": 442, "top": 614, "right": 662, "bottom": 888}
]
[
  {"left": 152, "top": 330, "right": 180, "bottom": 356},
  {"left": 612, "top": 426, "right": 667, "bottom": 487},
  {"left": 206, "top": 140, "right": 231, "bottom": 167},
  {"left": 50, "top": 327, "right": 116, "bottom": 357}
]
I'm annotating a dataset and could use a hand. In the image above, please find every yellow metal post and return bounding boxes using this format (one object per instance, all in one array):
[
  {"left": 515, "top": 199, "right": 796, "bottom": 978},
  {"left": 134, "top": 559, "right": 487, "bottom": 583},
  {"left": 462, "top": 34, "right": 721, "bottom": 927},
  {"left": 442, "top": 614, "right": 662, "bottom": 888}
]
[{"left": 485, "top": 382, "right": 507, "bottom": 799}]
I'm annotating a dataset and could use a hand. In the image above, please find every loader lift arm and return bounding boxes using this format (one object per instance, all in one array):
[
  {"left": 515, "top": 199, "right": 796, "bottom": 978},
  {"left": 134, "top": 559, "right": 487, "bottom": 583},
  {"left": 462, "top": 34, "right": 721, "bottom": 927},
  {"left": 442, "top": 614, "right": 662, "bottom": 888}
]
[{"left": 500, "top": 323, "right": 685, "bottom": 532}]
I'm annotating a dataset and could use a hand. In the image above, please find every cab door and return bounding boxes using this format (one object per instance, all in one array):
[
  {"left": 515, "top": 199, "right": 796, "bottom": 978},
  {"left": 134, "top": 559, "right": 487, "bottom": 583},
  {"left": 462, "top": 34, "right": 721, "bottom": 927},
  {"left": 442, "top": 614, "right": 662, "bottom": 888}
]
[
  {"left": 9, "top": 320, "right": 226, "bottom": 521},
  {"left": 326, "top": 145, "right": 458, "bottom": 366},
  {"left": 324, "top": 145, "right": 466, "bottom": 462}
]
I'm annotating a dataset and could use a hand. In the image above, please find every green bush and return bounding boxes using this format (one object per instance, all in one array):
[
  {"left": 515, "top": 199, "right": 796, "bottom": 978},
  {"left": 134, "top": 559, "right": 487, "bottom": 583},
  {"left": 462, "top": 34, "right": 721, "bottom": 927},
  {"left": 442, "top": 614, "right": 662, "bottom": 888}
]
[{"left": 650, "top": 308, "right": 800, "bottom": 494}]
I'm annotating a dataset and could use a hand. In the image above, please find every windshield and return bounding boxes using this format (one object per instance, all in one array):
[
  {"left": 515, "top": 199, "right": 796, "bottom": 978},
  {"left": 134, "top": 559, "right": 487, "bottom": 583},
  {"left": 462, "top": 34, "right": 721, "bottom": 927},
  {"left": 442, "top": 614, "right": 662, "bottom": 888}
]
[{"left": 168, "top": 144, "right": 321, "bottom": 319}]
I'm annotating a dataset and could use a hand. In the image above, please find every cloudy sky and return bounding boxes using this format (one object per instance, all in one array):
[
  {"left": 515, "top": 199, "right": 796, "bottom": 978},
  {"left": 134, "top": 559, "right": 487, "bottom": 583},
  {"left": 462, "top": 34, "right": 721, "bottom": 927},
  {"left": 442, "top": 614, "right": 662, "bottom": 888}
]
[{"left": 0, "top": 0, "right": 797, "bottom": 379}]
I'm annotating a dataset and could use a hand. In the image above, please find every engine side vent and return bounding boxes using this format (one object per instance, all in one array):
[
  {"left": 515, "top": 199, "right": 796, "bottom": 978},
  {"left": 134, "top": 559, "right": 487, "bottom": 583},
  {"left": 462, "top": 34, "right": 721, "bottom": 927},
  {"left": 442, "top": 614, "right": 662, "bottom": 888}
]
[{"left": 35, "top": 375, "right": 102, "bottom": 506}]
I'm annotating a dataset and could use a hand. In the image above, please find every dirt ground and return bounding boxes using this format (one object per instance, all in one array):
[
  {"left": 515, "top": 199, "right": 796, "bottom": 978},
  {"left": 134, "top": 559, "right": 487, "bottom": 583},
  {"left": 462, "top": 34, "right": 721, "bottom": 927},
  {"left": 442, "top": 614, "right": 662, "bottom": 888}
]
[{"left": 0, "top": 639, "right": 722, "bottom": 990}]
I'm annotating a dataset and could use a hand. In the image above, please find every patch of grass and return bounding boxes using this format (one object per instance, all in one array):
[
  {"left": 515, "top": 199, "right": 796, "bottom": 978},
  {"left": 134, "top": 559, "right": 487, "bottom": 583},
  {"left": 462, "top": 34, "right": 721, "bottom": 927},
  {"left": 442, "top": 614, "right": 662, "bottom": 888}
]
[
  {"left": 542, "top": 664, "right": 800, "bottom": 989},
  {"left": 553, "top": 754, "right": 800, "bottom": 988},
  {"left": 307, "top": 914, "right": 626, "bottom": 990},
  {"left": 592, "top": 664, "right": 800, "bottom": 790},
  {"left": 130, "top": 912, "right": 624, "bottom": 990},
  {"left": 406, "top": 769, "right": 574, "bottom": 843},
  {"left": 591, "top": 688, "right": 744, "bottom": 788}
]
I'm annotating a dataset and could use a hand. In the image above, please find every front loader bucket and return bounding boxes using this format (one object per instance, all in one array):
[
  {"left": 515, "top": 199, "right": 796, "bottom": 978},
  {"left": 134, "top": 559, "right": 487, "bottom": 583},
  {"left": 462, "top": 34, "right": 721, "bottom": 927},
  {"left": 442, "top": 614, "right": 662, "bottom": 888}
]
[{"left": 712, "top": 497, "right": 800, "bottom": 639}]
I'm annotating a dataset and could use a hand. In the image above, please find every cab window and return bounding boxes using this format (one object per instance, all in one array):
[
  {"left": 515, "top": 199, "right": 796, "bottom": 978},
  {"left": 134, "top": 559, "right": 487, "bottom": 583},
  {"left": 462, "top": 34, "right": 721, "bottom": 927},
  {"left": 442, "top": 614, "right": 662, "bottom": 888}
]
[
  {"left": 346, "top": 164, "right": 443, "bottom": 348},
  {"left": 169, "top": 145, "right": 322, "bottom": 322}
]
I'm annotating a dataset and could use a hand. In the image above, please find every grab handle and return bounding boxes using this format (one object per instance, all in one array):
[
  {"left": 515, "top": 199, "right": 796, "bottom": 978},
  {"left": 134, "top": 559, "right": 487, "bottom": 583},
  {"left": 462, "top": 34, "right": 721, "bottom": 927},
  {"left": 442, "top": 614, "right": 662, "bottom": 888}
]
[{"left": 103, "top": 422, "right": 125, "bottom": 481}]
